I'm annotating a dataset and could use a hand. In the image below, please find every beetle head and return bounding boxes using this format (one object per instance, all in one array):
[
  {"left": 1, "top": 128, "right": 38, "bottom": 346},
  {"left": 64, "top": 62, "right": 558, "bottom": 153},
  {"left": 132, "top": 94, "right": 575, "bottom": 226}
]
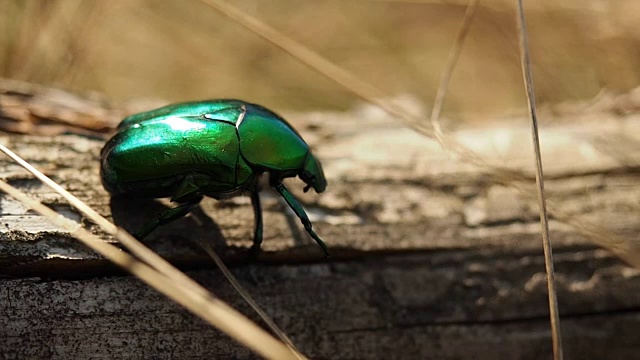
[{"left": 299, "top": 154, "right": 327, "bottom": 193}]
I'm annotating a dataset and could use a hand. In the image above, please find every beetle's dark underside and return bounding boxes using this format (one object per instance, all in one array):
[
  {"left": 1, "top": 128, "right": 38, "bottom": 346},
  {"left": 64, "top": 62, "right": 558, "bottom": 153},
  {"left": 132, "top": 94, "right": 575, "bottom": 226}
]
[{"left": 100, "top": 99, "right": 329, "bottom": 256}]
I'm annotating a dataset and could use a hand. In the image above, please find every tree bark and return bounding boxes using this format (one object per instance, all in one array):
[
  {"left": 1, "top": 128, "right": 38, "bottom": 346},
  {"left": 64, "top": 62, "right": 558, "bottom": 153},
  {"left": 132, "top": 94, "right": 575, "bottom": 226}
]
[{"left": 2, "top": 81, "right": 640, "bottom": 359}]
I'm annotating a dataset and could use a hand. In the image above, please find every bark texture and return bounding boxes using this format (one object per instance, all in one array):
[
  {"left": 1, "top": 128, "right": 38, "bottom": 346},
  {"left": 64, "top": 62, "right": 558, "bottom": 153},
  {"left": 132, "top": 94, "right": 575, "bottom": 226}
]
[{"left": 2, "top": 81, "right": 640, "bottom": 359}]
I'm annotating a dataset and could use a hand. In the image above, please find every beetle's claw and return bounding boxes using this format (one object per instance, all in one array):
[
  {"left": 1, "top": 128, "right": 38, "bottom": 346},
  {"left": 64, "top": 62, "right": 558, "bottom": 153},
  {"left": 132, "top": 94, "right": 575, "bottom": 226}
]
[
  {"left": 317, "top": 239, "right": 330, "bottom": 258},
  {"left": 248, "top": 244, "right": 261, "bottom": 260},
  {"left": 303, "top": 184, "right": 311, "bottom": 193}
]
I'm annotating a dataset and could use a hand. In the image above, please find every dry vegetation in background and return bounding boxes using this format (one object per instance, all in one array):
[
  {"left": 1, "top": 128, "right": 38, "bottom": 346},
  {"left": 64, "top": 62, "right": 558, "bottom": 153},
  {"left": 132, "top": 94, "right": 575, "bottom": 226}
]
[
  {"left": 2, "top": 0, "right": 640, "bottom": 120},
  {"left": 2, "top": 1, "right": 640, "bottom": 358}
]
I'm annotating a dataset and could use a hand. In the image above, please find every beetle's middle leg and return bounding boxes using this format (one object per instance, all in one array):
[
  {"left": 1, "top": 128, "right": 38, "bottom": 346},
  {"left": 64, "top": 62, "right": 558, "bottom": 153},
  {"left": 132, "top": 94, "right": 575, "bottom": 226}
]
[
  {"left": 134, "top": 196, "right": 203, "bottom": 240},
  {"left": 249, "top": 190, "right": 264, "bottom": 256}
]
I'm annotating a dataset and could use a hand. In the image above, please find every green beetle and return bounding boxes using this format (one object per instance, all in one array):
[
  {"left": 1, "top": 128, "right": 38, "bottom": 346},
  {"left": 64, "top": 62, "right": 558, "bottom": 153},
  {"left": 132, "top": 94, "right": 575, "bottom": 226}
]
[{"left": 100, "top": 99, "right": 328, "bottom": 256}]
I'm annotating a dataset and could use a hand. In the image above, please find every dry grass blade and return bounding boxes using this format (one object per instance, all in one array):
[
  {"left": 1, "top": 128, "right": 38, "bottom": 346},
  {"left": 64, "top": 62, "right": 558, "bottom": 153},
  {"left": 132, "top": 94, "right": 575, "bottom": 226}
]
[
  {"left": 198, "top": 0, "right": 434, "bottom": 138},
  {"left": 515, "top": 1, "right": 563, "bottom": 358},
  {"left": 429, "top": 5, "right": 563, "bottom": 355},
  {"left": 429, "top": 0, "right": 478, "bottom": 138},
  {"left": 197, "top": 239, "right": 305, "bottom": 360},
  {"left": 0, "top": 143, "right": 191, "bottom": 285},
  {"left": 428, "top": 3, "right": 563, "bottom": 356},
  {"left": 0, "top": 143, "right": 305, "bottom": 360},
  {"left": 198, "top": 0, "right": 640, "bottom": 270},
  {"left": 0, "top": 132, "right": 308, "bottom": 358}
]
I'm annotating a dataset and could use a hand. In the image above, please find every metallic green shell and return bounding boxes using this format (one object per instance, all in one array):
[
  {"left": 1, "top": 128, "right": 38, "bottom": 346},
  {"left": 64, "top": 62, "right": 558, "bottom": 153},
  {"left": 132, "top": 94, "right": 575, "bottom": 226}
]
[
  {"left": 101, "top": 115, "right": 242, "bottom": 195},
  {"left": 101, "top": 99, "right": 326, "bottom": 197},
  {"left": 237, "top": 105, "right": 309, "bottom": 171},
  {"left": 118, "top": 99, "right": 246, "bottom": 129}
]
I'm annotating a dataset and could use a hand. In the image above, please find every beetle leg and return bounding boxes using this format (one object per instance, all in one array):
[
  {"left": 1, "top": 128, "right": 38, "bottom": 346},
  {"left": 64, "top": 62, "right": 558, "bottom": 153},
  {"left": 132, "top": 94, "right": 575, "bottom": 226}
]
[
  {"left": 134, "top": 196, "right": 203, "bottom": 239},
  {"left": 273, "top": 183, "right": 329, "bottom": 257},
  {"left": 248, "top": 190, "right": 264, "bottom": 256},
  {"left": 171, "top": 174, "right": 202, "bottom": 203}
]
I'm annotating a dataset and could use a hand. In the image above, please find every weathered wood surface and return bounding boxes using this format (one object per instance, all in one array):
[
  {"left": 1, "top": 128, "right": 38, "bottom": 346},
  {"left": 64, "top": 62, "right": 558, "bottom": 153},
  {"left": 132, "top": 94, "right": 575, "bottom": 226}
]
[{"left": 2, "top": 82, "right": 640, "bottom": 359}]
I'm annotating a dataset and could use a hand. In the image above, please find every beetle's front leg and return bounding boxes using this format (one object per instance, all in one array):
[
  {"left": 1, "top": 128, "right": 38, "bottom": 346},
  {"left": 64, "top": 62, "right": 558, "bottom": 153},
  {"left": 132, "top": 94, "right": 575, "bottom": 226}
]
[
  {"left": 134, "top": 196, "right": 203, "bottom": 240},
  {"left": 249, "top": 190, "right": 263, "bottom": 257},
  {"left": 274, "top": 183, "right": 329, "bottom": 257}
]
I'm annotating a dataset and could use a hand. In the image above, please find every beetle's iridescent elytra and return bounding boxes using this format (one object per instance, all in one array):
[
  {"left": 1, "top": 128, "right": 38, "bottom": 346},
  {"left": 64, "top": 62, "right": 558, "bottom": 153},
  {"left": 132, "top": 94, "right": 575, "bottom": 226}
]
[{"left": 100, "top": 99, "right": 328, "bottom": 256}]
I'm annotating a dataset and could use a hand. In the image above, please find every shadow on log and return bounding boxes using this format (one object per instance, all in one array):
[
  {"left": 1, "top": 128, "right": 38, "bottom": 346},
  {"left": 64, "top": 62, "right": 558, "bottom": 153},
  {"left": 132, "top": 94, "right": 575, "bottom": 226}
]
[{"left": 2, "top": 81, "right": 640, "bottom": 359}]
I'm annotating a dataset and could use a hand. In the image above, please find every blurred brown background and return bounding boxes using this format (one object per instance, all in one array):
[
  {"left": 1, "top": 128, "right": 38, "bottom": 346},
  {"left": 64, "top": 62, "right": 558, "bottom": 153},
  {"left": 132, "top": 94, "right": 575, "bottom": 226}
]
[
  {"left": 1, "top": 0, "right": 639, "bottom": 119},
  {"left": 4, "top": 2, "right": 640, "bottom": 359}
]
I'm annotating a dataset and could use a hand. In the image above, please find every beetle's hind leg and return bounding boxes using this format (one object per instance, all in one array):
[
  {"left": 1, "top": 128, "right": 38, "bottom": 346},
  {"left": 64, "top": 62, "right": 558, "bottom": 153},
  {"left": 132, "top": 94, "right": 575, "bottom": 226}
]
[
  {"left": 248, "top": 190, "right": 264, "bottom": 257},
  {"left": 133, "top": 196, "right": 203, "bottom": 240}
]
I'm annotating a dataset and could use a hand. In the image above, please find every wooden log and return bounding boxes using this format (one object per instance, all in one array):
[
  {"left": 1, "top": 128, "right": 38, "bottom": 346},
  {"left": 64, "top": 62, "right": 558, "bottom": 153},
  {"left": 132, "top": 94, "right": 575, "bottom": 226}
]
[{"left": 1, "top": 82, "right": 640, "bottom": 359}]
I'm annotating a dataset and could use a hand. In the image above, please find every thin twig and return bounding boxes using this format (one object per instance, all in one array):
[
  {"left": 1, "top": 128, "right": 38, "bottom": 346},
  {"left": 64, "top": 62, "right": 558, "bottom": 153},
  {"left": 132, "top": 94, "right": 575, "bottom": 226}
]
[
  {"left": 193, "top": 0, "right": 640, "bottom": 271},
  {"left": 198, "top": 0, "right": 434, "bottom": 139},
  {"left": 0, "top": 140, "right": 307, "bottom": 358},
  {"left": 197, "top": 239, "right": 305, "bottom": 360},
  {"left": 0, "top": 143, "right": 304, "bottom": 360},
  {"left": 0, "top": 144, "right": 191, "bottom": 286},
  {"left": 429, "top": 0, "right": 478, "bottom": 140},
  {"left": 515, "top": 1, "right": 563, "bottom": 359}
]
